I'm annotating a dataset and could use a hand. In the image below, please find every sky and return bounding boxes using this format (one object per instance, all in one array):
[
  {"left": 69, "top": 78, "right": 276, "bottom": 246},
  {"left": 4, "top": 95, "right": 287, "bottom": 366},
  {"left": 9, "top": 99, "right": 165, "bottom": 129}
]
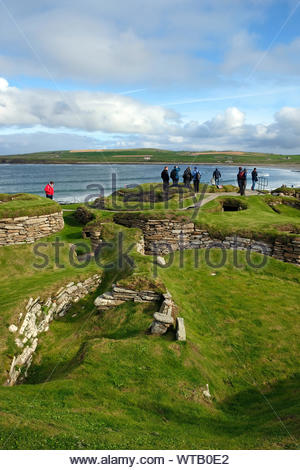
[{"left": 0, "top": 0, "right": 300, "bottom": 154}]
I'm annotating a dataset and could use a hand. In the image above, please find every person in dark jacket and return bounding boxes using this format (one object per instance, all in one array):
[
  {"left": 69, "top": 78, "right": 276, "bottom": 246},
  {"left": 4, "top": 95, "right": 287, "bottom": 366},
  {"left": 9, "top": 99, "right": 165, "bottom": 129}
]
[
  {"left": 170, "top": 165, "right": 180, "bottom": 185},
  {"left": 251, "top": 168, "right": 258, "bottom": 190},
  {"left": 161, "top": 166, "right": 169, "bottom": 191},
  {"left": 183, "top": 166, "right": 192, "bottom": 187},
  {"left": 237, "top": 167, "right": 247, "bottom": 195},
  {"left": 192, "top": 167, "right": 201, "bottom": 193},
  {"left": 213, "top": 168, "right": 221, "bottom": 186}
]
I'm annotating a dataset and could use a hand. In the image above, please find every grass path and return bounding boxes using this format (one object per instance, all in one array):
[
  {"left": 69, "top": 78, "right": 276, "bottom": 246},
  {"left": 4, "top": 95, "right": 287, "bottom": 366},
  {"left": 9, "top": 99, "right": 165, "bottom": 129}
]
[{"left": 182, "top": 189, "right": 260, "bottom": 210}]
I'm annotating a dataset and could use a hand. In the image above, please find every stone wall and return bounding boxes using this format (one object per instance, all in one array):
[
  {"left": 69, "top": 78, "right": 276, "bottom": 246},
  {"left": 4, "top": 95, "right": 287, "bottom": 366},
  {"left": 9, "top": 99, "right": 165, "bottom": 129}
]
[
  {"left": 109, "top": 217, "right": 300, "bottom": 266},
  {"left": 273, "top": 238, "right": 300, "bottom": 264},
  {"left": 0, "top": 212, "right": 64, "bottom": 246},
  {"left": 6, "top": 274, "right": 101, "bottom": 386}
]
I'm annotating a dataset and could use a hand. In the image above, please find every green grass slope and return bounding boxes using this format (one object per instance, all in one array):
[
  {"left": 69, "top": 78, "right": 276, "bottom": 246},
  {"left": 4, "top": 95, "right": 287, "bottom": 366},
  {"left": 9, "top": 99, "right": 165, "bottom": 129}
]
[{"left": 0, "top": 205, "right": 299, "bottom": 449}]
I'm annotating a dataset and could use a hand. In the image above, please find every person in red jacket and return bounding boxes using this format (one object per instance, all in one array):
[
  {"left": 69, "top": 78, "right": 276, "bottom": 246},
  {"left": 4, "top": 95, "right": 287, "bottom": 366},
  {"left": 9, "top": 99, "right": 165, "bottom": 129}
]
[{"left": 44, "top": 181, "right": 54, "bottom": 199}]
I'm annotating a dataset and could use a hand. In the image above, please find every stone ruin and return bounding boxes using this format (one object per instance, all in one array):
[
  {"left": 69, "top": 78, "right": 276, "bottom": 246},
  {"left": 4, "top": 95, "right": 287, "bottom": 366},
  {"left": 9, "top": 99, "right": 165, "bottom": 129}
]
[
  {"left": 6, "top": 274, "right": 102, "bottom": 386},
  {"left": 94, "top": 284, "right": 186, "bottom": 341}
]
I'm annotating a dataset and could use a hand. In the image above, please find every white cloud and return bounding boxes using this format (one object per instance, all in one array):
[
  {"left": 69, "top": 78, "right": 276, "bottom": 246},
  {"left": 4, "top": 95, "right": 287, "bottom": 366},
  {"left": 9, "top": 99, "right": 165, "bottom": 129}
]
[
  {"left": 0, "top": 78, "right": 180, "bottom": 134},
  {"left": 0, "top": 77, "right": 9, "bottom": 92},
  {"left": 223, "top": 30, "right": 300, "bottom": 80},
  {"left": 0, "top": 0, "right": 284, "bottom": 85},
  {"left": 1, "top": 78, "right": 300, "bottom": 154}
]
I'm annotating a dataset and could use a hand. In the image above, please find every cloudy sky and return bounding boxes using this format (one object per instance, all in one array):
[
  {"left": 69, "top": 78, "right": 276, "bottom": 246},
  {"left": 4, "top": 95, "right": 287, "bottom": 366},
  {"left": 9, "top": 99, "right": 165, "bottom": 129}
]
[{"left": 0, "top": 0, "right": 300, "bottom": 154}]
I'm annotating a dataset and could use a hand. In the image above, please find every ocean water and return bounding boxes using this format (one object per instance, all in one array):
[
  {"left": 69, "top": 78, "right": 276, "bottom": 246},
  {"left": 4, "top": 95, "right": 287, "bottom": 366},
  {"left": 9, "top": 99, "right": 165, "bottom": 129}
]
[{"left": 0, "top": 163, "right": 299, "bottom": 203}]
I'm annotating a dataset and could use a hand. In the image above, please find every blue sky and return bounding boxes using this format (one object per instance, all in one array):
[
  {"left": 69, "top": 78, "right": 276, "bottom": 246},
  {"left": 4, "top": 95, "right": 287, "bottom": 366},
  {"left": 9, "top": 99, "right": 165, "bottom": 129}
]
[{"left": 0, "top": 0, "right": 300, "bottom": 154}]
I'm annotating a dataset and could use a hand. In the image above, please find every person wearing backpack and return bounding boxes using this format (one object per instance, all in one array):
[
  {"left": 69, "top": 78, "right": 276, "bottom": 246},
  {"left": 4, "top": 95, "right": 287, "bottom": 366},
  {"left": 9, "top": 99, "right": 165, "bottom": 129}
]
[
  {"left": 170, "top": 165, "right": 180, "bottom": 185},
  {"left": 183, "top": 166, "right": 192, "bottom": 187},
  {"left": 161, "top": 166, "right": 170, "bottom": 191},
  {"left": 237, "top": 167, "right": 247, "bottom": 195},
  {"left": 192, "top": 167, "right": 201, "bottom": 193},
  {"left": 213, "top": 168, "right": 221, "bottom": 186},
  {"left": 44, "top": 181, "right": 54, "bottom": 199},
  {"left": 251, "top": 168, "right": 258, "bottom": 190}
]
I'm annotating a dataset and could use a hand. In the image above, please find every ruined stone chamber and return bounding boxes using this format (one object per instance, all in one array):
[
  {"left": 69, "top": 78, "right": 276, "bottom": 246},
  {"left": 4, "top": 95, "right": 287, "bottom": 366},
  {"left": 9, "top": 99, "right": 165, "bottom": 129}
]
[
  {"left": 94, "top": 284, "right": 186, "bottom": 341},
  {"left": 111, "top": 215, "right": 300, "bottom": 266}
]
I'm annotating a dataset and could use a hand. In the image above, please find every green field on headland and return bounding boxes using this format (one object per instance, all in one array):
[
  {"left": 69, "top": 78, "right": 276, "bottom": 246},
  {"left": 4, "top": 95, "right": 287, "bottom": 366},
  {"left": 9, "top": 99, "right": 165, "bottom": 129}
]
[
  {"left": 1, "top": 148, "right": 300, "bottom": 166},
  {"left": 0, "top": 188, "right": 299, "bottom": 450}
]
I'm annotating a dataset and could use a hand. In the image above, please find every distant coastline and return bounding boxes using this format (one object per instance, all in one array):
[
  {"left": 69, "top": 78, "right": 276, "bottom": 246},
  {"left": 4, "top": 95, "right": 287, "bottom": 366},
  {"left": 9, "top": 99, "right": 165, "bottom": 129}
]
[
  {"left": 0, "top": 161, "right": 299, "bottom": 170},
  {"left": 0, "top": 148, "right": 300, "bottom": 168}
]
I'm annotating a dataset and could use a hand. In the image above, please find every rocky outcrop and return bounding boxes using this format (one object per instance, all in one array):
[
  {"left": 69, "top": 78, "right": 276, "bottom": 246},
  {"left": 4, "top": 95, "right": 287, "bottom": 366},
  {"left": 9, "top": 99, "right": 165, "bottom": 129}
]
[
  {"left": 0, "top": 212, "right": 64, "bottom": 246},
  {"left": 6, "top": 274, "right": 101, "bottom": 386}
]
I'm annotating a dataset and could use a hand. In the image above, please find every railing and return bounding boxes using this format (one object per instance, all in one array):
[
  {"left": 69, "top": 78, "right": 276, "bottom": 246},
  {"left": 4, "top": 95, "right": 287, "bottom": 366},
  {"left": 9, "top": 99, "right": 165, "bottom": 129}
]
[{"left": 257, "top": 176, "right": 268, "bottom": 190}]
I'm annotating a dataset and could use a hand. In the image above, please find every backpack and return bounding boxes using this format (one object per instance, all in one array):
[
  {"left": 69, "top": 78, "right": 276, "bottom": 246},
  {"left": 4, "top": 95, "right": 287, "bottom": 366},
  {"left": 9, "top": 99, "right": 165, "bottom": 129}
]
[
  {"left": 195, "top": 171, "right": 201, "bottom": 181},
  {"left": 170, "top": 168, "right": 176, "bottom": 179}
]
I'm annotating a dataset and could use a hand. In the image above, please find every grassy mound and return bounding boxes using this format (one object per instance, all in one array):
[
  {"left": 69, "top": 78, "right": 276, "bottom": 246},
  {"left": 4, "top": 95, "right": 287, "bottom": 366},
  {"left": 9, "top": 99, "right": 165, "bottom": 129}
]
[
  {"left": 192, "top": 195, "right": 300, "bottom": 242},
  {"left": 0, "top": 193, "right": 61, "bottom": 218},
  {"left": 271, "top": 186, "right": 300, "bottom": 198},
  {"left": 95, "top": 183, "right": 238, "bottom": 211}
]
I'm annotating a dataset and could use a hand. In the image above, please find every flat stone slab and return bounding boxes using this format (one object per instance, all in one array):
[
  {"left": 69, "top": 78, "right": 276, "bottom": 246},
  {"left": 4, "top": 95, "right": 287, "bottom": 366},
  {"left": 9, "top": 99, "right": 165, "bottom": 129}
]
[
  {"left": 150, "top": 321, "right": 168, "bottom": 335},
  {"left": 153, "top": 312, "right": 174, "bottom": 324},
  {"left": 176, "top": 317, "right": 186, "bottom": 341}
]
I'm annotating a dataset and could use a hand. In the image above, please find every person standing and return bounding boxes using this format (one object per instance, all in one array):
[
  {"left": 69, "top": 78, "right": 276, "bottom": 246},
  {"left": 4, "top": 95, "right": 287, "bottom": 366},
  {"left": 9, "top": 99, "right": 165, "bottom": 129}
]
[
  {"left": 251, "top": 168, "right": 258, "bottom": 190},
  {"left": 183, "top": 166, "right": 192, "bottom": 187},
  {"left": 44, "top": 181, "right": 54, "bottom": 199},
  {"left": 161, "top": 166, "right": 169, "bottom": 191},
  {"left": 170, "top": 165, "right": 180, "bottom": 185},
  {"left": 192, "top": 167, "right": 201, "bottom": 193},
  {"left": 237, "top": 167, "right": 247, "bottom": 196},
  {"left": 212, "top": 168, "right": 221, "bottom": 186}
]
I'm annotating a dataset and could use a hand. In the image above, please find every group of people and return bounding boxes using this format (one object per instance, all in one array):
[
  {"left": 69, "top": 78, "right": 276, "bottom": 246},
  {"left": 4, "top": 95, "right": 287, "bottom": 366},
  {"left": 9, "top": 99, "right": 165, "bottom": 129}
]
[
  {"left": 237, "top": 167, "right": 258, "bottom": 195},
  {"left": 44, "top": 166, "right": 259, "bottom": 201},
  {"left": 161, "top": 165, "right": 202, "bottom": 193},
  {"left": 161, "top": 165, "right": 259, "bottom": 196}
]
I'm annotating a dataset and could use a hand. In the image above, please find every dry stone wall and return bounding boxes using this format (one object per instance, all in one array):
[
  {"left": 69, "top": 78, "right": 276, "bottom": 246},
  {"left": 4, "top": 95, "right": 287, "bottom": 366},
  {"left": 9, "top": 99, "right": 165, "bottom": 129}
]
[
  {"left": 6, "top": 274, "right": 101, "bottom": 386},
  {"left": 0, "top": 212, "right": 64, "bottom": 246},
  {"left": 108, "top": 217, "right": 300, "bottom": 266}
]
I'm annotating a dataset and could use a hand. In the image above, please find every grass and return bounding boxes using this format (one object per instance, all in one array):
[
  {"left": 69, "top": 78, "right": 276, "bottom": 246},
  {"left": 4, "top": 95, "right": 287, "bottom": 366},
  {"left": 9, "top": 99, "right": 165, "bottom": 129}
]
[
  {"left": 1, "top": 148, "right": 300, "bottom": 165},
  {"left": 0, "top": 192, "right": 299, "bottom": 450},
  {"left": 191, "top": 195, "right": 300, "bottom": 242},
  {"left": 0, "top": 193, "right": 61, "bottom": 218},
  {"left": 93, "top": 183, "right": 300, "bottom": 243},
  {"left": 100, "top": 182, "right": 237, "bottom": 211},
  {"left": 0, "top": 248, "right": 299, "bottom": 449}
]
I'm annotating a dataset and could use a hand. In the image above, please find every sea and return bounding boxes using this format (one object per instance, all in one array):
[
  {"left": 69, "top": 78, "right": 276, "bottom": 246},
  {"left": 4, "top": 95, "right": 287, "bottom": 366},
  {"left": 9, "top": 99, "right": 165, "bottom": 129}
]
[{"left": 0, "top": 163, "right": 299, "bottom": 203}]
